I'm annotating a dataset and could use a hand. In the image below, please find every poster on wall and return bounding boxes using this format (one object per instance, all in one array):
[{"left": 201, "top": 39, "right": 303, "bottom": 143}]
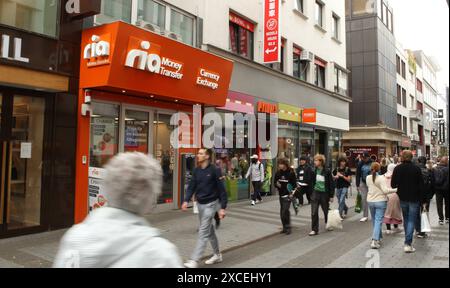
[
  {"left": 124, "top": 120, "right": 148, "bottom": 153},
  {"left": 91, "top": 118, "right": 116, "bottom": 156},
  {"left": 88, "top": 178, "right": 107, "bottom": 211}
]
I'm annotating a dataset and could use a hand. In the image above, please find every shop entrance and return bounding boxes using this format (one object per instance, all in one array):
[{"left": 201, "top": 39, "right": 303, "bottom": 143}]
[
  {"left": 88, "top": 101, "right": 177, "bottom": 211},
  {"left": 0, "top": 87, "right": 47, "bottom": 235},
  {"left": 315, "top": 130, "right": 327, "bottom": 155}
]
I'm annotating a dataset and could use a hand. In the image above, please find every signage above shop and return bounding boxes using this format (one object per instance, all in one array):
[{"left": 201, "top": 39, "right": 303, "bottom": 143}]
[
  {"left": 263, "top": 0, "right": 281, "bottom": 63},
  {"left": 302, "top": 109, "right": 317, "bottom": 123},
  {"left": 65, "top": 0, "right": 101, "bottom": 20},
  {"left": 80, "top": 22, "right": 233, "bottom": 107},
  {"left": 1, "top": 34, "right": 29, "bottom": 63},
  {"left": 278, "top": 103, "right": 301, "bottom": 123},
  {"left": 257, "top": 101, "right": 277, "bottom": 114}
]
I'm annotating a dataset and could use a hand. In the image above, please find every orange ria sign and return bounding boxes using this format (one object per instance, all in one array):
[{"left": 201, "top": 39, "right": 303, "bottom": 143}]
[
  {"left": 302, "top": 109, "right": 317, "bottom": 123},
  {"left": 80, "top": 21, "right": 234, "bottom": 106}
]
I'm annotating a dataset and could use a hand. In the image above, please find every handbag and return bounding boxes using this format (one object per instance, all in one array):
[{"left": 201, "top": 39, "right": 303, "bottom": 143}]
[
  {"left": 326, "top": 209, "right": 343, "bottom": 230},
  {"left": 355, "top": 191, "right": 362, "bottom": 213},
  {"left": 421, "top": 210, "right": 432, "bottom": 233}
]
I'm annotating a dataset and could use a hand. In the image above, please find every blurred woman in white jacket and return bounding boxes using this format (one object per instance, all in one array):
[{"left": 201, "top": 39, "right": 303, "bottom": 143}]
[
  {"left": 366, "top": 162, "right": 397, "bottom": 250},
  {"left": 53, "top": 152, "right": 182, "bottom": 268}
]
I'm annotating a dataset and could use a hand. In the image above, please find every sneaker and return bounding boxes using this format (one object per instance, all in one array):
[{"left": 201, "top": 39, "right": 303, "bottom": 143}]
[
  {"left": 404, "top": 245, "right": 416, "bottom": 253},
  {"left": 360, "top": 217, "right": 368, "bottom": 222},
  {"left": 309, "top": 231, "right": 318, "bottom": 236},
  {"left": 251, "top": 200, "right": 256, "bottom": 206},
  {"left": 205, "top": 254, "right": 223, "bottom": 265},
  {"left": 370, "top": 240, "right": 381, "bottom": 249},
  {"left": 446, "top": 219, "right": 449, "bottom": 224},
  {"left": 416, "top": 232, "right": 427, "bottom": 239},
  {"left": 392, "top": 227, "right": 402, "bottom": 233},
  {"left": 439, "top": 220, "right": 444, "bottom": 225},
  {"left": 184, "top": 260, "right": 199, "bottom": 268}
]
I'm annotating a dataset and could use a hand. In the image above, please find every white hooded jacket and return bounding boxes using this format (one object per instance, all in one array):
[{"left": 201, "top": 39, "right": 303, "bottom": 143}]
[{"left": 53, "top": 207, "right": 182, "bottom": 268}]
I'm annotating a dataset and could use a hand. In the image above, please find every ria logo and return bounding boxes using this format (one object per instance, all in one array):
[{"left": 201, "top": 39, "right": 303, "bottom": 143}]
[
  {"left": 83, "top": 34, "right": 110, "bottom": 67},
  {"left": 125, "top": 37, "right": 184, "bottom": 80}
]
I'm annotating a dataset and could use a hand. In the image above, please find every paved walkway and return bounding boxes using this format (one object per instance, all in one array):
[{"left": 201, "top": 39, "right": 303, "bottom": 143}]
[{"left": 0, "top": 189, "right": 448, "bottom": 268}]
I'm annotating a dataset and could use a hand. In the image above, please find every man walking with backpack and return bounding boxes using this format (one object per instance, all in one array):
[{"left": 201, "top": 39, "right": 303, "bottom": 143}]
[
  {"left": 246, "top": 155, "right": 265, "bottom": 206},
  {"left": 434, "top": 156, "right": 449, "bottom": 225},
  {"left": 182, "top": 148, "right": 228, "bottom": 268}
]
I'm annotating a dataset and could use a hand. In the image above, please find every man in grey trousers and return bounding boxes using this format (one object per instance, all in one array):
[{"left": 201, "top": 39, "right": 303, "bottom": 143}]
[{"left": 182, "top": 148, "right": 228, "bottom": 268}]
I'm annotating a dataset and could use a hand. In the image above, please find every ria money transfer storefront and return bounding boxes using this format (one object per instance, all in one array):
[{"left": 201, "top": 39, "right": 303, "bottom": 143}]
[{"left": 75, "top": 21, "right": 233, "bottom": 223}]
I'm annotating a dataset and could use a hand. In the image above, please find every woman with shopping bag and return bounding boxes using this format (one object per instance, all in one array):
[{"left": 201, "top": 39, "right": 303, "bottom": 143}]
[{"left": 366, "top": 162, "right": 397, "bottom": 249}]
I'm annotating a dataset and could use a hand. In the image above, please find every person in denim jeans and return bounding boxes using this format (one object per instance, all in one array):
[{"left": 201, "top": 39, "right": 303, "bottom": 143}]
[
  {"left": 391, "top": 150, "right": 424, "bottom": 253},
  {"left": 366, "top": 162, "right": 397, "bottom": 249},
  {"left": 332, "top": 158, "right": 352, "bottom": 219}
]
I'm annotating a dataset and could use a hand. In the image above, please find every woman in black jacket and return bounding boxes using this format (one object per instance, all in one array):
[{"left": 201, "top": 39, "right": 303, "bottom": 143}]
[{"left": 309, "top": 154, "right": 335, "bottom": 236}]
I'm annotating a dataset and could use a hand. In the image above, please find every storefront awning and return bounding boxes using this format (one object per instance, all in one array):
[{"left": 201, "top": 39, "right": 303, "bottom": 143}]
[{"left": 79, "top": 21, "right": 233, "bottom": 107}]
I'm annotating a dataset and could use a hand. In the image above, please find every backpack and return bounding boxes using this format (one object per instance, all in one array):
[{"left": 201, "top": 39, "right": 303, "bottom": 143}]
[
  {"left": 420, "top": 167, "right": 432, "bottom": 188},
  {"left": 434, "top": 166, "right": 448, "bottom": 190}
]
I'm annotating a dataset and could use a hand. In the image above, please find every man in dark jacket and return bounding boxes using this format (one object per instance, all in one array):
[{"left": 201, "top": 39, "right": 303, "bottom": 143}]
[
  {"left": 415, "top": 156, "right": 435, "bottom": 238},
  {"left": 182, "top": 148, "right": 228, "bottom": 268},
  {"left": 274, "top": 158, "right": 297, "bottom": 235},
  {"left": 309, "top": 154, "right": 335, "bottom": 236},
  {"left": 356, "top": 152, "right": 373, "bottom": 222},
  {"left": 296, "top": 156, "right": 314, "bottom": 205},
  {"left": 434, "top": 156, "right": 449, "bottom": 225},
  {"left": 391, "top": 150, "right": 424, "bottom": 253}
]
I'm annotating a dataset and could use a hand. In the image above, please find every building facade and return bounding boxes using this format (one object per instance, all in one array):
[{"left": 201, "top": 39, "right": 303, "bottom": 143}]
[
  {"left": 0, "top": 0, "right": 101, "bottom": 238},
  {"left": 72, "top": 0, "right": 350, "bottom": 221},
  {"left": 343, "top": 0, "right": 402, "bottom": 165}
]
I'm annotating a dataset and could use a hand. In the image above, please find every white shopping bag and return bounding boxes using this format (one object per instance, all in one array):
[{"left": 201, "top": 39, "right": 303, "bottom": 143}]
[
  {"left": 326, "top": 209, "right": 343, "bottom": 230},
  {"left": 421, "top": 211, "right": 432, "bottom": 233},
  {"left": 193, "top": 201, "right": 199, "bottom": 214}
]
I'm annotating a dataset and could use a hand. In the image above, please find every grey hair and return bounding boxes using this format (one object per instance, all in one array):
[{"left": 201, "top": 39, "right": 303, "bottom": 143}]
[{"left": 103, "top": 152, "right": 162, "bottom": 215}]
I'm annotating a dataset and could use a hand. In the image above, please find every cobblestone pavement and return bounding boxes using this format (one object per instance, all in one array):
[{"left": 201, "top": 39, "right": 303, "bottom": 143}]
[{"left": 0, "top": 190, "right": 448, "bottom": 268}]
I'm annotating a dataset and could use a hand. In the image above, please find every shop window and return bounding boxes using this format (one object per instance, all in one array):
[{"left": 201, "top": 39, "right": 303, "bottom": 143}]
[
  {"left": 137, "top": 0, "right": 166, "bottom": 28},
  {"left": 89, "top": 103, "right": 120, "bottom": 168},
  {"left": 278, "top": 121, "right": 300, "bottom": 169},
  {"left": 154, "top": 113, "right": 175, "bottom": 204},
  {"left": 124, "top": 110, "right": 149, "bottom": 154},
  {"left": 293, "top": 46, "right": 308, "bottom": 81},
  {"left": 96, "top": 0, "right": 132, "bottom": 24},
  {"left": 229, "top": 13, "right": 254, "bottom": 60},
  {"left": 0, "top": 0, "right": 58, "bottom": 37}
]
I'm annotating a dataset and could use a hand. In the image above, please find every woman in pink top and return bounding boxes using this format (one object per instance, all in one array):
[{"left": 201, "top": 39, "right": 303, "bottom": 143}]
[{"left": 383, "top": 164, "right": 403, "bottom": 234}]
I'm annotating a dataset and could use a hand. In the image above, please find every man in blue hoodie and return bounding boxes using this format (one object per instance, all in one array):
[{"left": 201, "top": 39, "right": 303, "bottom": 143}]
[
  {"left": 356, "top": 152, "right": 373, "bottom": 222},
  {"left": 182, "top": 148, "right": 228, "bottom": 268}
]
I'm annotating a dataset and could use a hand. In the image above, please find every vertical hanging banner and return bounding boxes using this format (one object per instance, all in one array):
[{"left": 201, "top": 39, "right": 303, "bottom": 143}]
[{"left": 263, "top": 0, "right": 281, "bottom": 63}]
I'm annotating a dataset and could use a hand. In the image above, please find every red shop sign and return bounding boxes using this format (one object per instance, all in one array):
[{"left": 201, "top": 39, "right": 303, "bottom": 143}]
[{"left": 263, "top": 0, "right": 280, "bottom": 63}]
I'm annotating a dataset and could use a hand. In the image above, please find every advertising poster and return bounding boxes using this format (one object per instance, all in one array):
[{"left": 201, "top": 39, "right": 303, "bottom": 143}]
[{"left": 91, "top": 117, "right": 116, "bottom": 156}]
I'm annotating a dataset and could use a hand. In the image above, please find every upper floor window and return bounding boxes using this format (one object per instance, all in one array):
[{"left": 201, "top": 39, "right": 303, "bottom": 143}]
[
  {"left": 295, "top": 0, "right": 304, "bottom": 13},
  {"left": 396, "top": 55, "right": 401, "bottom": 74},
  {"left": 170, "top": 9, "right": 194, "bottom": 46},
  {"left": 138, "top": 0, "right": 166, "bottom": 28},
  {"left": 334, "top": 66, "right": 348, "bottom": 96},
  {"left": 97, "top": 0, "right": 132, "bottom": 24},
  {"left": 332, "top": 14, "right": 340, "bottom": 40},
  {"left": 293, "top": 46, "right": 308, "bottom": 81},
  {"left": 401, "top": 60, "right": 406, "bottom": 79},
  {"left": 0, "top": 0, "right": 58, "bottom": 37},
  {"left": 315, "top": 1, "right": 324, "bottom": 27},
  {"left": 352, "top": 0, "right": 375, "bottom": 16},
  {"left": 229, "top": 13, "right": 255, "bottom": 60},
  {"left": 416, "top": 79, "right": 423, "bottom": 93},
  {"left": 314, "top": 57, "right": 327, "bottom": 88},
  {"left": 267, "top": 39, "right": 285, "bottom": 72}
]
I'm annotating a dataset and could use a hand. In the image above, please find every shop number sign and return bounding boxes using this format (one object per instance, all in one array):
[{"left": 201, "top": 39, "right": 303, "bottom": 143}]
[{"left": 263, "top": 0, "right": 280, "bottom": 63}]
